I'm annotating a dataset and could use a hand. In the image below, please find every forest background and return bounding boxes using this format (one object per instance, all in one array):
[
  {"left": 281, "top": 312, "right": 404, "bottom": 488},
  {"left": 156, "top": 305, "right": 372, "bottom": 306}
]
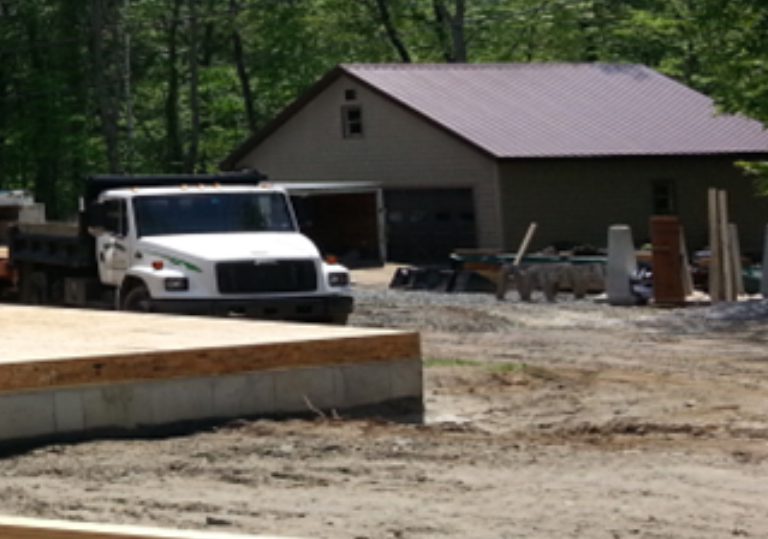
[{"left": 0, "top": 0, "right": 765, "bottom": 217}]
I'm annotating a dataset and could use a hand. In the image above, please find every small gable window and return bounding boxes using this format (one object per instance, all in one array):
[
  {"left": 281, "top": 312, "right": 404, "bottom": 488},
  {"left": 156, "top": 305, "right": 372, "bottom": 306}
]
[
  {"left": 341, "top": 105, "right": 364, "bottom": 138},
  {"left": 344, "top": 89, "right": 357, "bottom": 101}
]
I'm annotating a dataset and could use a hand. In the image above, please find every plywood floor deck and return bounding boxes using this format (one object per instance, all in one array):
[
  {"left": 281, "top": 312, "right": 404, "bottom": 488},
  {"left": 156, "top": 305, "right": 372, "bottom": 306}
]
[{"left": 0, "top": 305, "right": 420, "bottom": 393}]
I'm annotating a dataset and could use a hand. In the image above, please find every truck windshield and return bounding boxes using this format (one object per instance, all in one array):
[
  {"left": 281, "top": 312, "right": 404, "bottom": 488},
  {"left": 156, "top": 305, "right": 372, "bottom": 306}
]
[{"left": 133, "top": 192, "right": 296, "bottom": 237}]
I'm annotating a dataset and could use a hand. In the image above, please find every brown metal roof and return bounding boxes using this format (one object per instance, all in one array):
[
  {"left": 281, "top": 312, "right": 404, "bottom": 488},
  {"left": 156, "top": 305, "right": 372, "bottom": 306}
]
[
  {"left": 221, "top": 63, "right": 768, "bottom": 168},
  {"left": 343, "top": 63, "right": 768, "bottom": 159}
]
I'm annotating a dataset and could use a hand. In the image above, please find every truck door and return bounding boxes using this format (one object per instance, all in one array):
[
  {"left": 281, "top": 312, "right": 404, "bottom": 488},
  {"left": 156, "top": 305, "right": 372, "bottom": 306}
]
[{"left": 96, "top": 198, "right": 130, "bottom": 286}]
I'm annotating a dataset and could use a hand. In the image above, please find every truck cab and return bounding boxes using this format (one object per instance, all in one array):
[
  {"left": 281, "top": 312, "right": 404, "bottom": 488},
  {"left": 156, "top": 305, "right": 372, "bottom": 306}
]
[{"left": 10, "top": 173, "right": 353, "bottom": 324}]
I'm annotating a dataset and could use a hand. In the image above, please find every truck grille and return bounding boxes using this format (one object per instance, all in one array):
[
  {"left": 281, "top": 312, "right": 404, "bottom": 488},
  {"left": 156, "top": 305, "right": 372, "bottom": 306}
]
[{"left": 216, "top": 259, "right": 318, "bottom": 294}]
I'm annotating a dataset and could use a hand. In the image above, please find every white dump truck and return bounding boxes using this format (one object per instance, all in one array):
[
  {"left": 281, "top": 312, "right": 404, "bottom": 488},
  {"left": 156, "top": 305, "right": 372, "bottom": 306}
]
[{"left": 4, "top": 172, "right": 353, "bottom": 323}]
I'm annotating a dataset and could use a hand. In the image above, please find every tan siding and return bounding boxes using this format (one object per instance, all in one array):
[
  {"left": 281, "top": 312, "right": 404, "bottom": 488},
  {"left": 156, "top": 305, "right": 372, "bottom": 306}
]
[
  {"left": 499, "top": 158, "right": 768, "bottom": 254},
  {"left": 236, "top": 75, "right": 501, "bottom": 249}
]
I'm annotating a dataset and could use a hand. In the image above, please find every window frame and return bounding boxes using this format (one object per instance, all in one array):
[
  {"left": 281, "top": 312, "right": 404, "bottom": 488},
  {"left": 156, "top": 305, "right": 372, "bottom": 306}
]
[
  {"left": 651, "top": 179, "right": 677, "bottom": 215},
  {"left": 341, "top": 105, "right": 364, "bottom": 139}
]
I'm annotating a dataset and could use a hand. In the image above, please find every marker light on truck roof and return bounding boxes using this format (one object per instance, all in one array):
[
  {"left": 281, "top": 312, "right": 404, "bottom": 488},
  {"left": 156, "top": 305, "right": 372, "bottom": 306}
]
[{"left": 152, "top": 260, "right": 164, "bottom": 270}]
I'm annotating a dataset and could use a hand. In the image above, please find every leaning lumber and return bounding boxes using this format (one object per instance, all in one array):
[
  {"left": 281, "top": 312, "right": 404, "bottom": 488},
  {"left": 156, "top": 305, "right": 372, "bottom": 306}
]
[
  {"left": 0, "top": 515, "right": 304, "bottom": 539},
  {"left": 707, "top": 188, "right": 722, "bottom": 301},
  {"left": 718, "top": 190, "right": 735, "bottom": 301},
  {"left": 728, "top": 223, "right": 745, "bottom": 296},
  {"left": 513, "top": 222, "right": 538, "bottom": 266},
  {"left": 496, "top": 222, "right": 537, "bottom": 300}
]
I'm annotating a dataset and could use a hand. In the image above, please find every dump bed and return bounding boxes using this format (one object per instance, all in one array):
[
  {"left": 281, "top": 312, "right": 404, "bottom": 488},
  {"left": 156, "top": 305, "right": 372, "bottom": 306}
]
[{"left": 10, "top": 221, "right": 94, "bottom": 269}]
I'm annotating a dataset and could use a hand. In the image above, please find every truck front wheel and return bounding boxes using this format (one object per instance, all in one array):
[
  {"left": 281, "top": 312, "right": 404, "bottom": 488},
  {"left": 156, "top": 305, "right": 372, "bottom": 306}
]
[
  {"left": 326, "top": 313, "right": 349, "bottom": 325},
  {"left": 121, "top": 284, "right": 152, "bottom": 312}
]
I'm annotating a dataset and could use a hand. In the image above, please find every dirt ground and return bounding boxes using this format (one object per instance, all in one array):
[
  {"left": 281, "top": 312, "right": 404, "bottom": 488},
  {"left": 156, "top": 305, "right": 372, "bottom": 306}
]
[{"left": 1, "top": 267, "right": 768, "bottom": 538}]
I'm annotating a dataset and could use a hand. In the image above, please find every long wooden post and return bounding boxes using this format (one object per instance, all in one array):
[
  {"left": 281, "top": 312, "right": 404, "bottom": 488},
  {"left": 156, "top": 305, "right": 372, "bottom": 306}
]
[
  {"left": 729, "top": 223, "right": 744, "bottom": 296},
  {"left": 718, "top": 190, "right": 734, "bottom": 301},
  {"left": 514, "top": 222, "right": 538, "bottom": 266},
  {"left": 707, "top": 188, "right": 722, "bottom": 302}
]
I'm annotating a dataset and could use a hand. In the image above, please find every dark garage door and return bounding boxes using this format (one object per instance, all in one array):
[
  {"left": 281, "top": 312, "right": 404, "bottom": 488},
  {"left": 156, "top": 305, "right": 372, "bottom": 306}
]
[{"left": 385, "top": 188, "right": 476, "bottom": 263}]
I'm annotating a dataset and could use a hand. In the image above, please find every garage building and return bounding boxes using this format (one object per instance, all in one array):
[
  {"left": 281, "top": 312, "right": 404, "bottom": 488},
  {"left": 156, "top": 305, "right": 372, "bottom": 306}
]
[{"left": 222, "top": 63, "right": 768, "bottom": 262}]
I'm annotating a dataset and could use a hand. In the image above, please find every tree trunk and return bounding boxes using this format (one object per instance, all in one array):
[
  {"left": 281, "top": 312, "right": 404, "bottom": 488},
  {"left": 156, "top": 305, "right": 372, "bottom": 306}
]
[
  {"left": 450, "top": 0, "right": 467, "bottom": 62},
  {"left": 165, "top": 0, "right": 184, "bottom": 172},
  {"left": 372, "top": 0, "right": 411, "bottom": 63},
  {"left": 201, "top": 0, "right": 217, "bottom": 67},
  {"left": 433, "top": 0, "right": 467, "bottom": 63},
  {"left": 230, "top": 0, "right": 257, "bottom": 132},
  {"left": 185, "top": 0, "right": 201, "bottom": 172},
  {"left": 89, "top": 0, "right": 121, "bottom": 173},
  {"left": 26, "top": 19, "right": 57, "bottom": 213}
]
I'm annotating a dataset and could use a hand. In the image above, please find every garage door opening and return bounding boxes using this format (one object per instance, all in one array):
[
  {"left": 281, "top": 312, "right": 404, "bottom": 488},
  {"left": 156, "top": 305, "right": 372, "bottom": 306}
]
[{"left": 283, "top": 183, "right": 385, "bottom": 267}]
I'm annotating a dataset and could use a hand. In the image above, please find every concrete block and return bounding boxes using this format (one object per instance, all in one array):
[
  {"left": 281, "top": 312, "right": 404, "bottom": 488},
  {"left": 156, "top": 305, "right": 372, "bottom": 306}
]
[
  {"left": 82, "top": 383, "right": 155, "bottom": 430},
  {"left": 151, "top": 378, "right": 214, "bottom": 425},
  {"left": 390, "top": 359, "right": 423, "bottom": 399},
  {"left": 273, "top": 366, "right": 342, "bottom": 414},
  {"left": 0, "top": 391, "right": 55, "bottom": 440},
  {"left": 341, "top": 362, "right": 393, "bottom": 407},
  {"left": 606, "top": 224, "right": 637, "bottom": 305},
  {"left": 53, "top": 390, "right": 84, "bottom": 433},
  {"left": 212, "top": 371, "right": 275, "bottom": 418}
]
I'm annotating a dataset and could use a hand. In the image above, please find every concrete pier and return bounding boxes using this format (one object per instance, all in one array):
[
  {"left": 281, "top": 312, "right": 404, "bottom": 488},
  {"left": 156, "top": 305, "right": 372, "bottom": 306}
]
[
  {"left": 606, "top": 225, "right": 637, "bottom": 306},
  {"left": 0, "top": 306, "right": 421, "bottom": 445}
]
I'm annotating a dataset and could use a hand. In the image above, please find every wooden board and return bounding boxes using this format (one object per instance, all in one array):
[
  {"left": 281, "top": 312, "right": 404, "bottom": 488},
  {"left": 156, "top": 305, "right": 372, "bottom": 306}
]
[
  {"left": 650, "top": 216, "right": 685, "bottom": 305},
  {"left": 0, "top": 515, "right": 302, "bottom": 539},
  {"left": 0, "top": 306, "right": 420, "bottom": 393}
]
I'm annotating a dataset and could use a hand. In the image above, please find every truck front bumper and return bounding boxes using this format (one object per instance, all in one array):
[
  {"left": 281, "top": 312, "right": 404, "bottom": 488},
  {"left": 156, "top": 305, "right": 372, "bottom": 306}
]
[{"left": 148, "top": 294, "right": 354, "bottom": 323}]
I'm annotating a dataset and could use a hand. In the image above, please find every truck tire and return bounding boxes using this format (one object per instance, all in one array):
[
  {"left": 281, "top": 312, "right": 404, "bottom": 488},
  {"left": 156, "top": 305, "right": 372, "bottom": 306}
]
[
  {"left": 19, "top": 271, "right": 48, "bottom": 305},
  {"left": 121, "top": 284, "right": 152, "bottom": 312},
  {"left": 327, "top": 313, "right": 349, "bottom": 325}
]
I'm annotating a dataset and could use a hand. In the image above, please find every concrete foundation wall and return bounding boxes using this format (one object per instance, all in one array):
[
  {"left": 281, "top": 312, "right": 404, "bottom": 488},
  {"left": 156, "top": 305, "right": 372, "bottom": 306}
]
[{"left": 0, "top": 359, "right": 423, "bottom": 445}]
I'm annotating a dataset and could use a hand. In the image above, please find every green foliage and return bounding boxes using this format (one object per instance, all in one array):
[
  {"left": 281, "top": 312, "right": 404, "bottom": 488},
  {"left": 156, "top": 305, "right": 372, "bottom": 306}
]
[
  {"left": 424, "top": 358, "right": 482, "bottom": 368},
  {"left": 0, "top": 0, "right": 766, "bottom": 211}
]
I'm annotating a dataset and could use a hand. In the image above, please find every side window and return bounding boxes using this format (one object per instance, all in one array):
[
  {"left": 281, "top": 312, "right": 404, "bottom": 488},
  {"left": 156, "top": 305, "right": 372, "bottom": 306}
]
[
  {"left": 103, "top": 199, "right": 128, "bottom": 236},
  {"left": 341, "top": 105, "right": 364, "bottom": 138},
  {"left": 652, "top": 180, "right": 677, "bottom": 215}
]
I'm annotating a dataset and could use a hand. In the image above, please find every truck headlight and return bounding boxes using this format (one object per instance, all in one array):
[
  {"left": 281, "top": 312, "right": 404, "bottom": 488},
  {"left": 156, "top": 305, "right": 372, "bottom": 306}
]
[
  {"left": 328, "top": 272, "right": 349, "bottom": 287},
  {"left": 164, "top": 277, "right": 189, "bottom": 291}
]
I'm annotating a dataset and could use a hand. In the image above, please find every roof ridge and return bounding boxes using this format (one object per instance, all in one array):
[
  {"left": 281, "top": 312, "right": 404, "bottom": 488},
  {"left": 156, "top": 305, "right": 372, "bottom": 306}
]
[{"left": 340, "top": 62, "right": 648, "bottom": 70}]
